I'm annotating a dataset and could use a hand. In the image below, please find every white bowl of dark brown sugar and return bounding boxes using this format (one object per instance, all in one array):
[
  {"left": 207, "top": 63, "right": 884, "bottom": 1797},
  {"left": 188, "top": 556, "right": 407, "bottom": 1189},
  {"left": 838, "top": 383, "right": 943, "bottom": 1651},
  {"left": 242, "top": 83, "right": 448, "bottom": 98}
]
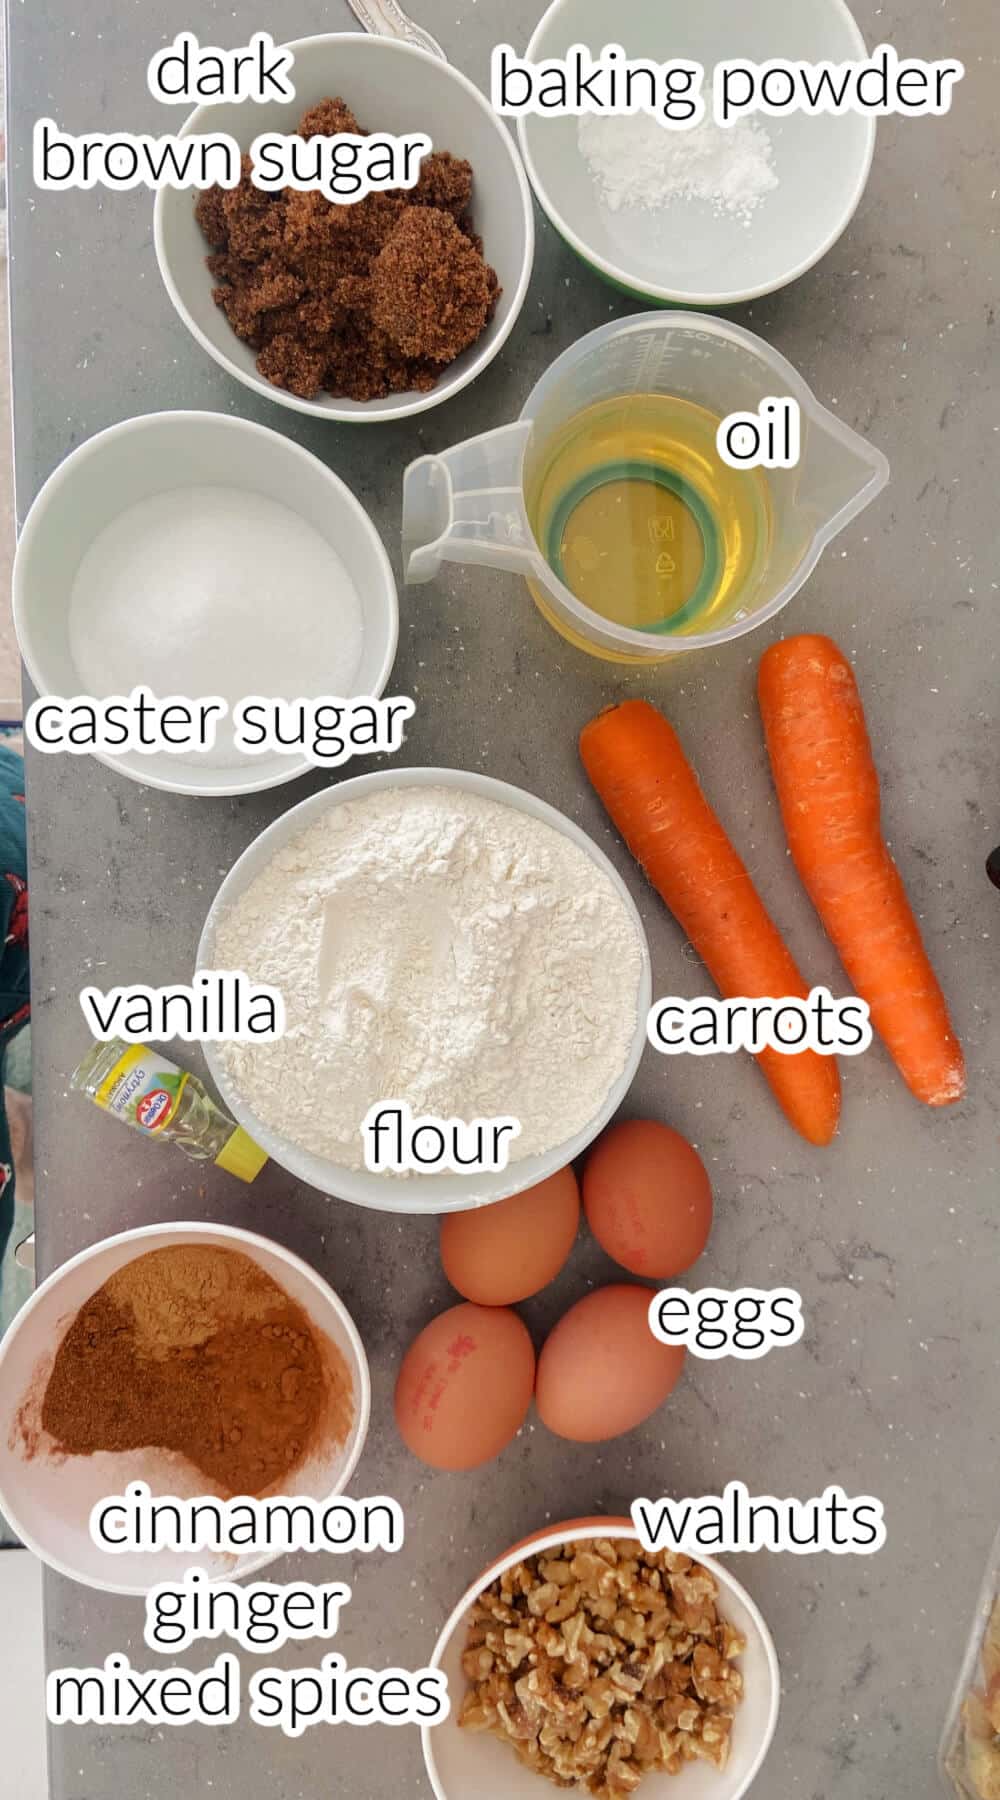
[
  {"left": 13, "top": 410, "right": 398, "bottom": 797},
  {"left": 0, "top": 1222, "right": 371, "bottom": 1594},
  {"left": 154, "top": 34, "right": 535, "bottom": 421}
]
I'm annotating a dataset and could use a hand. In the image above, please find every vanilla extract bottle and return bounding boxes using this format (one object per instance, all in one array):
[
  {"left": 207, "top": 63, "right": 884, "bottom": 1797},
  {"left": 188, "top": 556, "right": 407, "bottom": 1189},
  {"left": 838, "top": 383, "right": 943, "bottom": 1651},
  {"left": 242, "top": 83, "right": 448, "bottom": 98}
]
[{"left": 73, "top": 1038, "right": 266, "bottom": 1182}]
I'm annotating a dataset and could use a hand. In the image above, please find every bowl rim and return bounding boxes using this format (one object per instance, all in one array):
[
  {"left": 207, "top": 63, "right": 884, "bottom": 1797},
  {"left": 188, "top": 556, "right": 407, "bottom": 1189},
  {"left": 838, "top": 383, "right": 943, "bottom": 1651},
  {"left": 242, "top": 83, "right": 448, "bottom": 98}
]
[
  {"left": 196, "top": 765, "right": 653, "bottom": 1215},
  {"left": 12, "top": 407, "right": 399, "bottom": 797},
  {"left": 0, "top": 1219, "right": 373, "bottom": 1595},
  {"left": 422, "top": 1519, "right": 781, "bottom": 1800},
  {"left": 515, "top": 0, "right": 877, "bottom": 305},
  {"left": 153, "top": 32, "right": 536, "bottom": 423}
]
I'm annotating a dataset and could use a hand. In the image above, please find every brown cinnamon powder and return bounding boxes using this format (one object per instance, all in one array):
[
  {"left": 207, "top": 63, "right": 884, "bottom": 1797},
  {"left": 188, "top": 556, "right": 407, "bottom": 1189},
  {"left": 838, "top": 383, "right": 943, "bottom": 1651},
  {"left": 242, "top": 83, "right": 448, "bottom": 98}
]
[{"left": 39, "top": 1245, "right": 354, "bottom": 1497}]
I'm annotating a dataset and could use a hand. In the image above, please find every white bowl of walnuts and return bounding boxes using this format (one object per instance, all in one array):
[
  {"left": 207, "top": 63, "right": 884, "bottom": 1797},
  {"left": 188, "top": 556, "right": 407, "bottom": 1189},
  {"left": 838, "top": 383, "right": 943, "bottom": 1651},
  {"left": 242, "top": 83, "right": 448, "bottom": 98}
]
[{"left": 423, "top": 1518, "right": 780, "bottom": 1800}]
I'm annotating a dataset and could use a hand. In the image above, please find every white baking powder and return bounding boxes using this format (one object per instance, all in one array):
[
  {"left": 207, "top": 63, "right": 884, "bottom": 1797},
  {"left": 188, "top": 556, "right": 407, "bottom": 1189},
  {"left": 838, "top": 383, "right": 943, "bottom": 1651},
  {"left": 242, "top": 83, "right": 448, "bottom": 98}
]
[
  {"left": 213, "top": 786, "right": 644, "bottom": 1171},
  {"left": 578, "top": 112, "right": 778, "bottom": 224},
  {"left": 69, "top": 486, "right": 364, "bottom": 762}
]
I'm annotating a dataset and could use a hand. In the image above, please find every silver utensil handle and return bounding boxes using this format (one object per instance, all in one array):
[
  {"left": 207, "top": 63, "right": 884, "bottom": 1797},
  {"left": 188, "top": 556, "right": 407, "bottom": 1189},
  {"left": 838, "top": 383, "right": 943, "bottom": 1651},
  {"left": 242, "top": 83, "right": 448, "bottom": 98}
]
[{"left": 345, "top": 0, "right": 447, "bottom": 60}]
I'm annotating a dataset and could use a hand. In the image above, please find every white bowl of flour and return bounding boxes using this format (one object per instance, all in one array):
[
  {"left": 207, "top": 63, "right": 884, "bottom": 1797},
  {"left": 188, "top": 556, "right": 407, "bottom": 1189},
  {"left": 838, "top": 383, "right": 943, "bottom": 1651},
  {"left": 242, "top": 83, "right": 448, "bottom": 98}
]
[
  {"left": 13, "top": 410, "right": 397, "bottom": 795},
  {"left": 197, "top": 769, "right": 652, "bottom": 1214}
]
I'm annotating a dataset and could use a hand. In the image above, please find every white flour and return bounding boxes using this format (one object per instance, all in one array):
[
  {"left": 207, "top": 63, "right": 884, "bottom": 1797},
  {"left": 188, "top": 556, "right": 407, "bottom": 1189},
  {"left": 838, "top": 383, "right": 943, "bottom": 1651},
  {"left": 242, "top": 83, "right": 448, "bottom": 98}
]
[
  {"left": 213, "top": 786, "right": 644, "bottom": 1171},
  {"left": 578, "top": 112, "right": 778, "bottom": 224}
]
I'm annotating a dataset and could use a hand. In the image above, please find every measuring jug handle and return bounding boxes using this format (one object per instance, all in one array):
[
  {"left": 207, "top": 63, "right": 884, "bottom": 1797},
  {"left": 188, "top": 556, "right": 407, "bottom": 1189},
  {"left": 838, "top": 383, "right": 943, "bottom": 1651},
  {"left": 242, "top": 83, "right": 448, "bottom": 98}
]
[{"left": 402, "top": 422, "right": 536, "bottom": 584}]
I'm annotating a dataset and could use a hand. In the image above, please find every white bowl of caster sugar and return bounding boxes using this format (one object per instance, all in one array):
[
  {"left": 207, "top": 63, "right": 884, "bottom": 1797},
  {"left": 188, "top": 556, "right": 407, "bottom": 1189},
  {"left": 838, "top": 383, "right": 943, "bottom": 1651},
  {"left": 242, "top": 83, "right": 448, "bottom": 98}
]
[
  {"left": 198, "top": 769, "right": 652, "bottom": 1214},
  {"left": 519, "top": 0, "right": 877, "bottom": 305},
  {"left": 13, "top": 410, "right": 397, "bottom": 796}
]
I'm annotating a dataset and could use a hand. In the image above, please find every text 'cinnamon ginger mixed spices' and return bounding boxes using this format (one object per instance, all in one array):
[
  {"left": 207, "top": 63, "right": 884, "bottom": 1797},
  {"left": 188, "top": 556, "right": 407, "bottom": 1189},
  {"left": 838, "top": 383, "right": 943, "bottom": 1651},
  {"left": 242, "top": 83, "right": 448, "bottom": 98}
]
[
  {"left": 196, "top": 96, "right": 500, "bottom": 402},
  {"left": 39, "top": 1245, "right": 354, "bottom": 1497}
]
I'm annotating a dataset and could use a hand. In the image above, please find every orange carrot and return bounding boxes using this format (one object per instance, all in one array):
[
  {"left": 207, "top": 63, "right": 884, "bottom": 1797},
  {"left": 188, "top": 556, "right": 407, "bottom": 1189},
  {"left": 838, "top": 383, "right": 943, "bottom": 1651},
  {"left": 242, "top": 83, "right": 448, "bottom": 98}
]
[
  {"left": 758, "top": 633, "right": 965, "bottom": 1107},
  {"left": 579, "top": 699, "right": 841, "bottom": 1147}
]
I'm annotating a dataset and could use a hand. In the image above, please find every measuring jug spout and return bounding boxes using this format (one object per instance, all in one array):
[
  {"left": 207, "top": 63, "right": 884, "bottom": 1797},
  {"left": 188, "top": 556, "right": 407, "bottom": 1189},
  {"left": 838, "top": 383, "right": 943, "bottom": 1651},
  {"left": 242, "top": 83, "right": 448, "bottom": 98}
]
[
  {"left": 802, "top": 406, "right": 890, "bottom": 543},
  {"left": 403, "top": 421, "right": 536, "bottom": 584}
]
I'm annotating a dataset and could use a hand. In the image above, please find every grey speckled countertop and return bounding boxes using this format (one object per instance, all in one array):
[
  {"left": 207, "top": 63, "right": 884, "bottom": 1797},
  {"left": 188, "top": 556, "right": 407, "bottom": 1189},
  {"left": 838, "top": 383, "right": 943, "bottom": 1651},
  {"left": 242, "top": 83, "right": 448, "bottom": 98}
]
[{"left": 7, "top": 0, "right": 998, "bottom": 1795}]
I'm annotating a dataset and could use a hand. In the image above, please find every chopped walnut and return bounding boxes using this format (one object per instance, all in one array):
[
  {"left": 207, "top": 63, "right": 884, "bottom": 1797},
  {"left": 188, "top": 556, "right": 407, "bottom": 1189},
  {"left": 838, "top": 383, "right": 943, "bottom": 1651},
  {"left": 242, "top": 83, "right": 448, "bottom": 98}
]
[{"left": 459, "top": 1541, "right": 746, "bottom": 1797}]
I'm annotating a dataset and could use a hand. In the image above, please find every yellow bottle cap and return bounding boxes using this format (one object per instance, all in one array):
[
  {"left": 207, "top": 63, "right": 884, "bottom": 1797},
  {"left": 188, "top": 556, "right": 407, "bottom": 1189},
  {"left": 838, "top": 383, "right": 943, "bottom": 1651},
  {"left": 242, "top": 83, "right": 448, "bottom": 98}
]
[{"left": 215, "top": 1126, "right": 268, "bottom": 1183}]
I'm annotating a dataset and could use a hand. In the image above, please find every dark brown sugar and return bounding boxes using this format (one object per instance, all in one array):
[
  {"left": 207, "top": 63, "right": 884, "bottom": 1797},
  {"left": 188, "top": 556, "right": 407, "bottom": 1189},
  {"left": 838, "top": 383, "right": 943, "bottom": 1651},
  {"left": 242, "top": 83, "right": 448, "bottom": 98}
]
[
  {"left": 196, "top": 96, "right": 500, "bottom": 403},
  {"left": 369, "top": 208, "right": 498, "bottom": 362}
]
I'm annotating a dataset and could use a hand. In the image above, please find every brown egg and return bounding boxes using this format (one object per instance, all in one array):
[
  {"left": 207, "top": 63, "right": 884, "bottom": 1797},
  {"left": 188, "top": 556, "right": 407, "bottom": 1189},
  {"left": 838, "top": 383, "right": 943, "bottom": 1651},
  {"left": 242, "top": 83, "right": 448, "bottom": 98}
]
[
  {"left": 394, "top": 1302, "right": 535, "bottom": 1471},
  {"left": 536, "top": 1284, "right": 685, "bottom": 1443},
  {"left": 583, "top": 1119, "right": 713, "bottom": 1279},
  {"left": 439, "top": 1167, "right": 580, "bottom": 1306}
]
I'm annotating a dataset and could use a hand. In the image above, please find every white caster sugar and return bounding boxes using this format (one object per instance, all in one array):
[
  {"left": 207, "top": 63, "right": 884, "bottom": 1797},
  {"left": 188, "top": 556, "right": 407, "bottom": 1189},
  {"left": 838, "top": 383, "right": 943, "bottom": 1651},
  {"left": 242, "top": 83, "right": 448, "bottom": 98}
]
[
  {"left": 578, "top": 112, "right": 778, "bottom": 224},
  {"left": 213, "top": 786, "right": 644, "bottom": 1172},
  {"left": 69, "top": 486, "right": 364, "bottom": 763}
]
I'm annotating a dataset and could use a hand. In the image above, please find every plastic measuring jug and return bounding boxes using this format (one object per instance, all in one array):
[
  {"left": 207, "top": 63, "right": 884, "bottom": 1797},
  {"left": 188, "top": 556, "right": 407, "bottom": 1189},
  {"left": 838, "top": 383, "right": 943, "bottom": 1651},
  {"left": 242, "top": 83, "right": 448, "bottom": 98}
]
[{"left": 403, "top": 313, "right": 889, "bottom": 664}]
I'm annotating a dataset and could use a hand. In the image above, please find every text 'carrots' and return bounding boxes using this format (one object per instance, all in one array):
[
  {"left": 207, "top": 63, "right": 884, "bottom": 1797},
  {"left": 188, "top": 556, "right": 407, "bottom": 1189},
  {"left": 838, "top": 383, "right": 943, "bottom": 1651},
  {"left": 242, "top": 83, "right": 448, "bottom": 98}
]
[
  {"left": 758, "top": 633, "right": 965, "bottom": 1108},
  {"left": 580, "top": 699, "right": 841, "bottom": 1148}
]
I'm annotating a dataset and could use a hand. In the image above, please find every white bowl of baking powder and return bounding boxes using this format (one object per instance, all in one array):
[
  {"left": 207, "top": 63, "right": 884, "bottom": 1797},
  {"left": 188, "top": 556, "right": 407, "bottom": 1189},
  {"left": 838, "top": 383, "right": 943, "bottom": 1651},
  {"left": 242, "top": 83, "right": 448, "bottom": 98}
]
[
  {"left": 197, "top": 768, "right": 652, "bottom": 1214},
  {"left": 519, "top": 0, "right": 876, "bottom": 305}
]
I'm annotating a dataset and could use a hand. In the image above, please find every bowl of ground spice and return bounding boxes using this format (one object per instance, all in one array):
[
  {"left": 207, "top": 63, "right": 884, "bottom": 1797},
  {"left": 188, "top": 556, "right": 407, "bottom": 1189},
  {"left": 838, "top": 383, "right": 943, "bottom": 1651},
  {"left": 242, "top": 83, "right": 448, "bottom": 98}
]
[
  {"left": 154, "top": 34, "right": 534, "bottom": 420},
  {"left": 0, "top": 1223, "right": 370, "bottom": 1592}
]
